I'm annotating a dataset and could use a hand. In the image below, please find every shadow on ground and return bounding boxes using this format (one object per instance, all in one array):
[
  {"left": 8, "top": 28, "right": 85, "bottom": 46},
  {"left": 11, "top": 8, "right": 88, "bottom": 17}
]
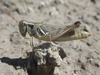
[
  {"left": 0, "top": 57, "right": 28, "bottom": 70},
  {"left": 0, "top": 43, "right": 66, "bottom": 75},
  {"left": 0, "top": 53, "right": 35, "bottom": 75}
]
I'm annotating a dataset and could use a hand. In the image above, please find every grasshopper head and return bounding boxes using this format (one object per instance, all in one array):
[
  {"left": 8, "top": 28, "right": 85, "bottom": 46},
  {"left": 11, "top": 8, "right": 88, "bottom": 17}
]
[
  {"left": 19, "top": 20, "right": 28, "bottom": 37},
  {"left": 19, "top": 20, "right": 38, "bottom": 37}
]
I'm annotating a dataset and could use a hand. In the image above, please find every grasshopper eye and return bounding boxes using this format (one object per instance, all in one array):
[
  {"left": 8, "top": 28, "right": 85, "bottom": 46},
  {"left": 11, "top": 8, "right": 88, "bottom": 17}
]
[{"left": 19, "top": 20, "right": 27, "bottom": 37}]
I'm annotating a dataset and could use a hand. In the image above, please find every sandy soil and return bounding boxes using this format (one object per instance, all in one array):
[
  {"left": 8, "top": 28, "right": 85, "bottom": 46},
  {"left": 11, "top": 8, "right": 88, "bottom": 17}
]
[{"left": 0, "top": 0, "right": 100, "bottom": 75}]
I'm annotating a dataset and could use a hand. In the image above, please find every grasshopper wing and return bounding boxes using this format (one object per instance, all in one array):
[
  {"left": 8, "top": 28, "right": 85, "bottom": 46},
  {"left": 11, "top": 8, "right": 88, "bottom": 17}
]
[{"left": 38, "top": 21, "right": 81, "bottom": 41}]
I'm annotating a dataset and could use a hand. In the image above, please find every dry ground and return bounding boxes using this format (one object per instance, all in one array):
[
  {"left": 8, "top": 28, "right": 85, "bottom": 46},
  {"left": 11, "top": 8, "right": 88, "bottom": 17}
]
[{"left": 0, "top": 0, "right": 100, "bottom": 75}]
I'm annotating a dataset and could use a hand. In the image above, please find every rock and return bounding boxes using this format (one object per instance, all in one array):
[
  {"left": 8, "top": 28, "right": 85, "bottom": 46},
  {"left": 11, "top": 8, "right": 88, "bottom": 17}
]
[{"left": 27, "top": 42, "right": 66, "bottom": 75}]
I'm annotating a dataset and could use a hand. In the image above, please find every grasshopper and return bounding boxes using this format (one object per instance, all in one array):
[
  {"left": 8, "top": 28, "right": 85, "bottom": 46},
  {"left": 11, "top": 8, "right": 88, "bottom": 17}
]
[{"left": 5, "top": 9, "right": 91, "bottom": 49}]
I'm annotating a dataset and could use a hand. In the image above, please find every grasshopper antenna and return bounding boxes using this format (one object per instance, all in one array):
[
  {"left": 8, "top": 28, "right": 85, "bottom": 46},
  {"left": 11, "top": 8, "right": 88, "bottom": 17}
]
[{"left": 5, "top": 9, "right": 19, "bottom": 23}]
